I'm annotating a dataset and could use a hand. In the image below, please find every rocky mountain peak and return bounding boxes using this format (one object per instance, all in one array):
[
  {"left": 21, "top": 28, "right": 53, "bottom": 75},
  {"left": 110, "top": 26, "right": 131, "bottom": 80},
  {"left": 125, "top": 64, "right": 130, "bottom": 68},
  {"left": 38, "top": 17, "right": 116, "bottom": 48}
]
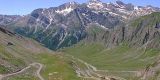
[
  {"left": 89, "top": 0, "right": 102, "bottom": 3},
  {"left": 115, "top": 1, "right": 134, "bottom": 10},
  {"left": 0, "top": 15, "right": 21, "bottom": 26},
  {"left": 116, "top": 0, "right": 125, "bottom": 6},
  {"left": 0, "top": 0, "right": 160, "bottom": 50},
  {"left": 54, "top": 2, "right": 78, "bottom": 15},
  {"left": 87, "top": 0, "right": 104, "bottom": 10},
  {"left": 58, "top": 1, "right": 78, "bottom": 9}
]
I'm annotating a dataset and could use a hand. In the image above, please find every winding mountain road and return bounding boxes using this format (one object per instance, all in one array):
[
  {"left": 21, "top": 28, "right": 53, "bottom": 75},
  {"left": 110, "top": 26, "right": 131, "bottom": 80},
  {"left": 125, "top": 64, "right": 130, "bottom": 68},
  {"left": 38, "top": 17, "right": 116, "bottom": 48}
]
[
  {"left": 67, "top": 54, "right": 127, "bottom": 80},
  {"left": 0, "top": 75, "right": 2, "bottom": 80},
  {"left": 34, "top": 63, "right": 44, "bottom": 80},
  {"left": 0, "top": 63, "right": 44, "bottom": 80}
]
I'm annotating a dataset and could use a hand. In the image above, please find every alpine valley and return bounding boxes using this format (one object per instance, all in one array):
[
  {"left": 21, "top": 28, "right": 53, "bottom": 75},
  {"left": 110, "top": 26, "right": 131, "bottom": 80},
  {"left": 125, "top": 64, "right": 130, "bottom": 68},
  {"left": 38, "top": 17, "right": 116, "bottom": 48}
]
[{"left": 0, "top": 0, "right": 160, "bottom": 80}]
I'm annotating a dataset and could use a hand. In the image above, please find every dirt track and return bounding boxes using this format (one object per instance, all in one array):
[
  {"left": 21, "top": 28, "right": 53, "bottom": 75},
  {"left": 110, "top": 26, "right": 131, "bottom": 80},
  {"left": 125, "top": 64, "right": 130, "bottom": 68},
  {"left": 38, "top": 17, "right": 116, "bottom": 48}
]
[
  {"left": 68, "top": 55, "right": 127, "bottom": 80},
  {"left": 0, "top": 63, "right": 44, "bottom": 80}
]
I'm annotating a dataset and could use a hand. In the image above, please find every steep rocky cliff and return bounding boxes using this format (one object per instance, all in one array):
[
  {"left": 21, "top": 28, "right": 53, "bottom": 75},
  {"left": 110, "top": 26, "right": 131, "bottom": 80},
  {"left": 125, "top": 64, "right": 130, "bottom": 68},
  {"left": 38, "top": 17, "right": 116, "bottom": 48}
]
[{"left": 85, "top": 12, "right": 160, "bottom": 50}]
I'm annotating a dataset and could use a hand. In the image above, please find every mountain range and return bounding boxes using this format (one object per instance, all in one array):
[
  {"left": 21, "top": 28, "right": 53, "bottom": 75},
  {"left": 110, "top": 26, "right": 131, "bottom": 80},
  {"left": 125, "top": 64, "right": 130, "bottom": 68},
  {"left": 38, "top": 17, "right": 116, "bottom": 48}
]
[
  {"left": 0, "top": 0, "right": 160, "bottom": 50},
  {"left": 0, "top": 0, "right": 160, "bottom": 80}
]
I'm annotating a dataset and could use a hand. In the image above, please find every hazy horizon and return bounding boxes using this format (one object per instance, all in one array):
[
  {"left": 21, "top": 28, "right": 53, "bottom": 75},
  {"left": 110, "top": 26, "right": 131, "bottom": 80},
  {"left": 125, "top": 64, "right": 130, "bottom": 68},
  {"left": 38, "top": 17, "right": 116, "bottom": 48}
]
[{"left": 0, "top": 0, "right": 159, "bottom": 15}]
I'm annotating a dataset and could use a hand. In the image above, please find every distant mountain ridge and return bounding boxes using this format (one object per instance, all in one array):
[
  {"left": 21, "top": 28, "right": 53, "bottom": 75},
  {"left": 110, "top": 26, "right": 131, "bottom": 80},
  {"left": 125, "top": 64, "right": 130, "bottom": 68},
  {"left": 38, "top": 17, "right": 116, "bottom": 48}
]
[{"left": 0, "top": 0, "right": 160, "bottom": 50}]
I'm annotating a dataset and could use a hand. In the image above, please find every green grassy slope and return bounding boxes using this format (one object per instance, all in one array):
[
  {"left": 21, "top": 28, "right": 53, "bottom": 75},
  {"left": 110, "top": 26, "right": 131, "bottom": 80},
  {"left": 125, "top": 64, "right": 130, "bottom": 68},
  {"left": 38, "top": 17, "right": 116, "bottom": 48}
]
[
  {"left": 0, "top": 28, "right": 80, "bottom": 80},
  {"left": 62, "top": 42, "right": 160, "bottom": 79},
  {"left": 131, "top": 12, "right": 160, "bottom": 28},
  {"left": 36, "top": 53, "right": 81, "bottom": 80}
]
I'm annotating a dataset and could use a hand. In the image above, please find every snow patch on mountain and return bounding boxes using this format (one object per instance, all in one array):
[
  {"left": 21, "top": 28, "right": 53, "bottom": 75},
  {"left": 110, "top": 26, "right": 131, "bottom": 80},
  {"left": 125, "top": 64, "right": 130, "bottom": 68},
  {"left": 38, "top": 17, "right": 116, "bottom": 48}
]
[
  {"left": 57, "top": 32, "right": 68, "bottom": 48},
  {"left": 134, "top": 6, "right": 139, "bottom": 10},
  {"left": 55, "top": 7, "right": 74, "bottom": 15},
  {"left": 94, "top": 23, "right": 108, "bottom": 30},
  {"left": 99, "top": 25, "right": 108, "bottom": 30},
  {"left": 87, "top": 0, "right": 104, "bottom": 10},
  {"left": 45, "top": 11, "right": 53, "bottom": 30}
]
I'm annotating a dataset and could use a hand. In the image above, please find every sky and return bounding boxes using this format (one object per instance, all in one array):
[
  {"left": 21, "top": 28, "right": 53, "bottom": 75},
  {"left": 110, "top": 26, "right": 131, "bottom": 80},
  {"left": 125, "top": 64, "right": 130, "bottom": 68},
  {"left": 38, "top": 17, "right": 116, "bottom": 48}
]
[{"left": 0, "top": 0, "right": 159, "bottom": 15}]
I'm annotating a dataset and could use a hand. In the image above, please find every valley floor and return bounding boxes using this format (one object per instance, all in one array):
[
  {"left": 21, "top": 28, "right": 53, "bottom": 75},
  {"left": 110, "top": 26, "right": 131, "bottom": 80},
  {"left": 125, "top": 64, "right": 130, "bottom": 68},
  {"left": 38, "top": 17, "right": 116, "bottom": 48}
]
[
  {"left": 62, "top": 42, "right": 160, "bottom": 80},
  {"left": 0, "top": 27, "right": 160, "bottom": 80}
]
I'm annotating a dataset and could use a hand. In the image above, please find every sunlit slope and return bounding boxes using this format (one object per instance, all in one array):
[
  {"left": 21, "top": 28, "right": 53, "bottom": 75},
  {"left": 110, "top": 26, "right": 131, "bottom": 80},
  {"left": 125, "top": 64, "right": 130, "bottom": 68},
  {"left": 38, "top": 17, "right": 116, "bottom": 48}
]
[
  {"left": 0, "top": 27, "right": 80, "bottom": 80},
  {"left": 62, "top": 12, "right": 160, "bottom": 80}
]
